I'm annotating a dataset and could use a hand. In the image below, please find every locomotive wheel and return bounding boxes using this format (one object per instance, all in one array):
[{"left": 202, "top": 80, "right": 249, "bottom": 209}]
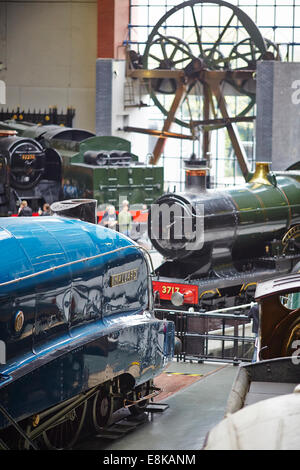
[
  {"left": 228, "top": 37, "right": 281, "bottom": 70},
  {"left": 281, "top": 316, "right": 300, "bottom": 358},
  {"left": 41, "top": 400, "right": 87, "bottom": 450},
  {"left": 92, "top": 390, "right": 113, "bottom": 430},
  {"left": 146, "top": 35, "right": 195, "bottom": 95},
  {"left": 142, "top": 0, "right": 269, "bottom": 128},
  {"left": 129, "top": 382, "right": 150, "bottom": 416}
]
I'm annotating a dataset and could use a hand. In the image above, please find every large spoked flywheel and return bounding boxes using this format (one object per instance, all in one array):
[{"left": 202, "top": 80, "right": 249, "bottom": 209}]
[{"left": 142, "top": 0, "right": 278, "bottom": 129}]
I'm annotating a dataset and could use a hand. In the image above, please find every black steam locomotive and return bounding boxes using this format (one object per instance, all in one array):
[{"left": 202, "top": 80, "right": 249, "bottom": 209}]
[
  {"left": 0, "top": 129, "right": 63, "bottom": 215},
  {"left": 148, "top": 156, "right": 300, "bottom": 311}
]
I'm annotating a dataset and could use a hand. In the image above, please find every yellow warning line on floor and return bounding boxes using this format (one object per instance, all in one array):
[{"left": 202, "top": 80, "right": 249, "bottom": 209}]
[{"left": 163, "top": 372, "right": 203, "bottom": 377}]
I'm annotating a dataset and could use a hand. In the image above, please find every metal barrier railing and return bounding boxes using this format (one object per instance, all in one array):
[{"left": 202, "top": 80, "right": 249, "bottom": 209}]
[{"left": 155, "top": 303, "right": 256, "bottom": 365}]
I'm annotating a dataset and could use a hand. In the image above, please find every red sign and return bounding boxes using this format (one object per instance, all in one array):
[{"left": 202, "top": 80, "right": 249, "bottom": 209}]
[{"left": 152, "top": 281, "right": 198, "bottom": 305}]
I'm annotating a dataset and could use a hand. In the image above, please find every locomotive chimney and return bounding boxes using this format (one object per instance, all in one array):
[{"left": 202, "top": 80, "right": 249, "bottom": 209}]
[{"left": 184, "top": 154, "right": 208, "bottom": 190}]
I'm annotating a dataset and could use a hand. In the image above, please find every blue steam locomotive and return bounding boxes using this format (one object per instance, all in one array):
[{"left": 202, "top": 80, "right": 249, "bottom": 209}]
[{"left": 0, "top": 210, "right": 174, "bottom": 449}]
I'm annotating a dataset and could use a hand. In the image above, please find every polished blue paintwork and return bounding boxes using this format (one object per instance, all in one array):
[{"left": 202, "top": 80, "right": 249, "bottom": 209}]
[
  {"left": 0, "top": 217, "right": 174, "bottom": 429},
  {"left": 0, "top": 216, "right": 135, "bottom": 291}
]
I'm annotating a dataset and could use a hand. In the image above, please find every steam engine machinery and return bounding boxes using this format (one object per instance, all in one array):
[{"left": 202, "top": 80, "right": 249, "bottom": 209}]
[
  {"left": 0, "top": 204, "right": 174, "bottom": 449},
  {"left": 148, "top": 157, "right": 300, "bottom": 311},
  {"left": 0, "top": 120, "right": 164, "bottom": 214}
]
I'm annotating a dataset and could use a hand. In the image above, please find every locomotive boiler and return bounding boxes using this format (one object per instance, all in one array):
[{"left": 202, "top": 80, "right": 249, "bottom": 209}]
[
  {"left": 148, "top": 156, "right": 300, "bottom": 311},
  {"left": 0, "top": 129, "right": 62, "bottom": 215},
  {"left": 0, "top": 211, "right": 174, "bottom": 449}
]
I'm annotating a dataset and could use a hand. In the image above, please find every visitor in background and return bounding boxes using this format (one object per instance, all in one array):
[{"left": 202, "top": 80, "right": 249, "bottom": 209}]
[
  {"left": 41, "top": 203, "right": 51, "bottom": 216},
  {"left": 118, "top": 200, "right": 132, "bottom": 237},
  {"left": 99, "top": 205, "right": 110, "bottom": 224},
  {"left": 101, "top": 205, "right": 117, "bottom": 230},
  {"left": 63, "top": 179, "right": 78, "bottom": 199},
  {"left": 18, "top": 200, "right": 32, "bottom": 217}
]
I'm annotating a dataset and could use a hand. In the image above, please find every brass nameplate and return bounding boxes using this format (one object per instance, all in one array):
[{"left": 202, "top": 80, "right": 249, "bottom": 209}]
[{"left": 110, "top": 268, "right": 138, "bottom": 287}]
